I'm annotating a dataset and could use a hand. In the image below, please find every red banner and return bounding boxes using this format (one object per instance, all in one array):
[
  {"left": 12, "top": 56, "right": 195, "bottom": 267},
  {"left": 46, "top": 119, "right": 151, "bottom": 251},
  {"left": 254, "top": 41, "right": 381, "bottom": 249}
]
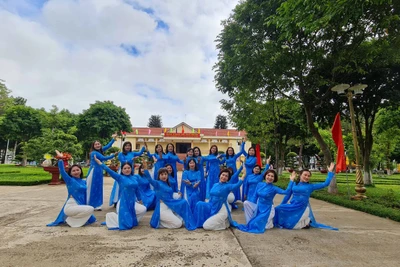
[{"left": 164, "top": 133, "right": 201, "bottom": 138}]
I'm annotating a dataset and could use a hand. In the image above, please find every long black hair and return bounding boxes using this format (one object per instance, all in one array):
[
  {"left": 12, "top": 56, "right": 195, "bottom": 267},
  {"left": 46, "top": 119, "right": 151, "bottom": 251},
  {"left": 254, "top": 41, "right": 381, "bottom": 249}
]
[
  {"left": 165, "top": 143, "right": 176, "bottom": 155},
  {"left": 122, "top": 142, "right": 132, "bottom": 155},
  {"left": 157, "top": 167, "right": 170, "bottom": 186},
  {"left": 165, "top": 163, "right": 175, "bottom": 178},
  {"left": 120, "top": 162, "right": 133, "bottom": 176},
  {"left": 90, "top": 140, "right": 104, "bottom": 155},
  {"left": 67, "top": 164, "right": 83, "bottom": 179},
  {"left": 225, "top": 147, "right": 235, "bottom": 159},
  {"left": 186, "top": 158, "right": 198, "bottom": 171},
  {"left": 209, "top": 145, "right": 218, "bottom": 156},
  {"left": 193, "top": 146, "right": 202, "bottom": 157}
]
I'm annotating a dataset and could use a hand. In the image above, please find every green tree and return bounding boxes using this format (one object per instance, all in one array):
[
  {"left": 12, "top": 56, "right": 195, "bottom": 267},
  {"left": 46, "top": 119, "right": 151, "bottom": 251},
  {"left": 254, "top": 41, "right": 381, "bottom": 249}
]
[
  {"left": 76, "top": 101, "right": 132, "bottom": 156},
  {"left": 0, "top": 80, "right": 12, "bottom": 117},
  {"left": 214, "top": 115, "right": 228, "bottom": 129},
  {"left": 23, "top": 128, "right": 83, "bottom": 163},
  {"left": 214, "top": 0, "right": 400, "bottom": 187},
  {"left": 0, "top": 105, "right": 43, "bottom": 165},
  {"left": 373, "top": 107, "right": 400, "bottom": 174},
  {"left": 147, "top": 115, "right": 163, "bottom": 128}
]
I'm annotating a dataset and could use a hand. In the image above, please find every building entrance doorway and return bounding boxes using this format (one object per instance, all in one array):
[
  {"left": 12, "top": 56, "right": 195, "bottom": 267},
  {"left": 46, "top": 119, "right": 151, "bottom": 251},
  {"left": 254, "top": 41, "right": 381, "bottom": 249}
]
[{"left": 176, "top": 143, "right": 191, "bottom": 154}]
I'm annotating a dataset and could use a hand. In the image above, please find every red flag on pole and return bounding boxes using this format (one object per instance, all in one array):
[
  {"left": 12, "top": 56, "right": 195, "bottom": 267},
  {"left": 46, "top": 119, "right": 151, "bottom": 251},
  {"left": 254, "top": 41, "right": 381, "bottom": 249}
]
[
  {"left": 256, "top": 144, "right": 262, "bottom": 167},
  {"left": 331, "top": 113, "right": 346, "bottom": 173},
  {"left": 181, "top": 125, "right": 184, "bottom": 133}
]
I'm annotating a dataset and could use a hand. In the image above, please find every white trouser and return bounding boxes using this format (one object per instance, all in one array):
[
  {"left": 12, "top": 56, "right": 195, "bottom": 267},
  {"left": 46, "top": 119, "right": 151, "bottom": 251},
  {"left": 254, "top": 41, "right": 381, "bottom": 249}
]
[
  {"left": 64, "top": 198, "right": 94, "bottom": 228},
  {"left": 203, "top": 205, "right": 229, "bottom": 231},
  {"left": 159, "top": 202, "right": 183, "bottom": 229},
  {"left": 227, "top": 193, "right": 235, "bottom": 204},
  {"left": 106, "top": 202, "right": 147, "bottom": 229},
  {"left": 293, "top": 207, "right": 311, "bottom": 229},
  {"left": 243, "top": 200, "right": 257, "bottom": 223},
  {"left": 265, "top": 206, "right": 275, "bottom": 229}
]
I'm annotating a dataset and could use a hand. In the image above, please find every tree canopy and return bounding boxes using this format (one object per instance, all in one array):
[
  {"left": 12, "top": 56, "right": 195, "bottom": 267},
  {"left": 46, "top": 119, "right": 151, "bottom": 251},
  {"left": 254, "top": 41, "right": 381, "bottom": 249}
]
[
  {"left": 148, "top": 115, "right": 163, "bottom": 128},
  {"left": 214, "top": 115, "right": 228, "bottom": 129}
]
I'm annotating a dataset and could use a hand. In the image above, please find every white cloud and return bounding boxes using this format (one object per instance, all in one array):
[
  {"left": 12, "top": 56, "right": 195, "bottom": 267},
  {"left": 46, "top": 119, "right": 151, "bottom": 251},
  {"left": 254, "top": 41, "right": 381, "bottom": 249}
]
[{"left": 0, "top": 0, "right": 239, "bottom": 127}]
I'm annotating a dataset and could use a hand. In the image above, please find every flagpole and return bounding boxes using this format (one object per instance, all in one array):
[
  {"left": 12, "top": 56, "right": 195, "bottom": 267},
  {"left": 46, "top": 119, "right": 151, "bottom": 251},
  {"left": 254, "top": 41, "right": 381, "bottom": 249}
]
[{"left": 345, "top": 151, "right": 351, "bottom": 200}]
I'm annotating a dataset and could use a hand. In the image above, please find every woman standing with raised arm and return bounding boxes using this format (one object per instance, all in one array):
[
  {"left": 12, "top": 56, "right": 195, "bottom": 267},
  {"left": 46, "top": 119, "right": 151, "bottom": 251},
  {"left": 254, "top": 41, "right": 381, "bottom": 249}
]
[
  {"left": 181, "top": 159, "right": 201, "bottom": 212},
  {"left": 141, "top": 161, "right": 196, "bottom": 230},
  {"left": 47, "top": 150, "right": 95, "bottom": 227},
  {"left": 109, "top": 141, "right": 146, "bottom": 207},
  {"left": 134, "top": 164, "right": 157, "bottom": 211},
  {"left": 93, "top": 156, "right": 147, "bottom": 230},
  {"left": 221, "top": 143, "right": 244, "bottom": 206},
  {"left": 165, "top": 143, "right": 184, "bottom": 180},
  {"left": 241, "top": 141, "right": 259, "bottom": 201},
  {"left": 193, "top": 147, "right": 207, "bottom": 201},
  {"left": 274, "top": 163, "right": 337, "bottom": 230},
  {"left": 233, "top": 170, "right": 295, "bottom": 233},
  {"left": 203, "top": 145, "right": 225, "bottom": 199},
  {"left": 194, "top": 168, "right": 244, "bottom": 230},
  {"left": 86, "top": 134, "right": 118, "bottom": 210},
  {"left": 147, "top": 144, "right": 166, "bottom": 179}
]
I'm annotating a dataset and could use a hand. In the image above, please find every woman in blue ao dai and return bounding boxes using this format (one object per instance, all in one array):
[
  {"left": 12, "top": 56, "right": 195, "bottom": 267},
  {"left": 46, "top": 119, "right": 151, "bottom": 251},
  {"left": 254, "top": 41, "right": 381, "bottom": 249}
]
[
  {"left": 274, "top": 163, "right": 337, "bottom": 230},
  {"left": 193, "top": 147, "right": 206, "bottom": 201},
  {"left": 86, "top": 134, "right": 117, "bottom": 210},
  {"left": 241, "top": 142, "right": 257, "bottom": 200},
  {"left": 147, "top": 144, "right": 166, "bottom": 179},
  {"left": 234, "top": 170, "right": 295, "bottom": 233},
  {"left": 134, "top": 164, "right": 157, "bottom": 211},
  {"left": 204, "top": 145, "right": 225, "bottom": 199},
  {"left": 141, "top": 162, "right": 197, "bottom": 230},
  {"left": 94, "top": 156, "right": 147, "bottom": 230},
  {"left": 194, "top": 168, "right": 244, "bottom": 230},
  {"left": 181, "top": 159, "right": 201, "bottom": 212},
  {"left": 165, "top": 164, "right": 178, "bottom": 193},
  {"left": 109, "top": 141, "right": 146, "bottom": 206},
  {"left": 164, "top": 143, "right": 184, "bottom": 180},
  {"left": 47, "top": 151, "right": 95, "bottom": 227},
  {"left": 183, "top": 148, "right": 195, "bottom": 170},
  {"left": 220, "top": 143, "right": 244, "bottom": 203}
]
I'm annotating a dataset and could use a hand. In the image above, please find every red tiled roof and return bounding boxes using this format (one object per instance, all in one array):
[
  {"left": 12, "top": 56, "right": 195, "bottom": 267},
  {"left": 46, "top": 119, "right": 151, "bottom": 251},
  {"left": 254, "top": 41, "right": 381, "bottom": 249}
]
[{"left": 127, "top": 127, "right": 246, "bottom": 137}]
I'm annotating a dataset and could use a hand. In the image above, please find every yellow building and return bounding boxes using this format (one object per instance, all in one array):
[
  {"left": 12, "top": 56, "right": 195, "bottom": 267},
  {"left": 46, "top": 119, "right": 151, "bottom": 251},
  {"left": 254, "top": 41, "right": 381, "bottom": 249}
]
[{"left": 114, "top": 122, "right": 251, "bottom": 169}]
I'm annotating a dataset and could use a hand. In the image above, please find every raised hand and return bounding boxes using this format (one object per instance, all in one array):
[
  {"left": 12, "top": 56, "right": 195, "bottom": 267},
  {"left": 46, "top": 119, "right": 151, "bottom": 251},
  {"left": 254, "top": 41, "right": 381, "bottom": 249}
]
[
  {"left": 55, "top": 150, "right": 63, "bottom": 158},
  {"left": 289, "top": 171, "right": 296, "bottom": 181},
  {"left": 93, "top": 155, "right": 102, "bottom": 165},
  {"left": 142, "top": 160, "right": 148, "bottom": 170},
  {"left": 266, "top": 155, "right": 271, "bottom": 164},
  {"left": 327, "top": 162, "right": 335, "bottom": 173},
  {"left": 152, "top": 156, "right": 157, "bottom": 163},
  {"left": 112, "top": 133, "right": 118, "bottom": 140}
]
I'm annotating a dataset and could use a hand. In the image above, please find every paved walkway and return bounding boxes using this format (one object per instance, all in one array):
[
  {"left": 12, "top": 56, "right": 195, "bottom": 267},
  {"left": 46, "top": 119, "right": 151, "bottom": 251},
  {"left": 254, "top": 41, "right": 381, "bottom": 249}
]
[{"left": 0, "top": 175, "right": 399, "bottom": 267}]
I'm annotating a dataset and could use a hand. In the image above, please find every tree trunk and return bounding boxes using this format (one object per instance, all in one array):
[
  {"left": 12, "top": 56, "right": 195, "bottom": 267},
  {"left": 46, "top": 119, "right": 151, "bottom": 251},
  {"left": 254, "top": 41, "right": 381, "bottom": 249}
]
[
  {"left": 304, "top": 105, "right": 337, "bottom": 193},
  {"left": 298, "top": 142, "right": 304, "bottom": 169}
]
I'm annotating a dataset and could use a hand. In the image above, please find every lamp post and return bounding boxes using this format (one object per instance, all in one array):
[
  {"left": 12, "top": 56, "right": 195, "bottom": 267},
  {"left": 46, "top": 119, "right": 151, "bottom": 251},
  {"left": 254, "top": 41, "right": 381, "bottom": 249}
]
[{"left": 331, "top": 84, "right": 367, "bottom": 200}]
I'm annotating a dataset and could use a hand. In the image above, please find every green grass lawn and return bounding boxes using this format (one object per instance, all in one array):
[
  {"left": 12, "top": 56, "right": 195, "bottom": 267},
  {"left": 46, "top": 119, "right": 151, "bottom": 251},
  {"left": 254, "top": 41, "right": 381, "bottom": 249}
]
[
  {"left": 275, "top": 172, "right": 400, "bottom": 222},
  {"left": 0, "top": 164, "right": 90, "bottom": 186}
]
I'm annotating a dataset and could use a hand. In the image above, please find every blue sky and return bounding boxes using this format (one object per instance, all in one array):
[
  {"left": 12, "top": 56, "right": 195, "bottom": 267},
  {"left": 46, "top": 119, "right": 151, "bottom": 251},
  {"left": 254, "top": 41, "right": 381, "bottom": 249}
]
[{"left": 0, "top": 0, "right": 239, "bottom": 127}]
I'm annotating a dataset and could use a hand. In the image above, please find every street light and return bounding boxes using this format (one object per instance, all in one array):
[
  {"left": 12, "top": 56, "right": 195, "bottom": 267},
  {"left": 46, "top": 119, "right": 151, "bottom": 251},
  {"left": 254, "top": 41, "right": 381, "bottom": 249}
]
[{"left": 331, "top": 83, "right": 368, "bottom": 200}]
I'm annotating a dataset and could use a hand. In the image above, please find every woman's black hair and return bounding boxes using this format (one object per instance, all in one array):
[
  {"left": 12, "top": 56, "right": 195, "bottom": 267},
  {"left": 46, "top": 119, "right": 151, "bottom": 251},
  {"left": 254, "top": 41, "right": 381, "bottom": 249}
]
[
  {"left": 264, "top": 169, "right": 278, "bottom": 183},
  {"left": 193, "top": 147, "right": 202, "bottom": 157},
  {"left": 209, "top": 145, "right": 218, "bottom": 156},
  {"left": 157, "top": 167, "right": 170, "bottom": 186},
  {"left": 187, "top": 148, "right": 194, "bottom": 155},
  {"left": 155, "top": 144, "right": 164, "bottom": 155},
  {"left": 90, "top": 140, "right": 104, "bottom": 155},
  {"left": 67, "top": 164, "right": 83, "bottom": 179},
  {"left": 225, "top": 147, "right": 235, "bottom": 159},
  {"left": 252, "top": 164, "right": 262, "bottom": 173},
  {"left": 219, "top": 168, "right": 232, "bottom": 181},
  {"left": 297, "top": 169, "right": 311, "bottom": 184},
  {"left": 165, "top": 163, "right": 175, "bottom": 178},
  {"left": 165, "top": 143, "right": 176, "bottom": 155},
  {"left": 247, "top": 146, "right": 255, "bottom": 158},
  {"left": 122, "top": 141, "right": 132, "bottom": 155},
  {"left": 138, "top": 163, "right": 145, "bottom": 177},
  {"left": 187, "top": 158, "right": 198, "bottom": 171},
  {"left": 120, "top": 162, "right": 133, "bottom": 176}
]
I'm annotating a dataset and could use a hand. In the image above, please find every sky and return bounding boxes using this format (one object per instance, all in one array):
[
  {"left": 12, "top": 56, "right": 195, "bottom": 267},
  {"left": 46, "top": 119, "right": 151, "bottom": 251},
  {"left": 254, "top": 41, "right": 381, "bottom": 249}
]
[{"left": 0, "top": 0, "right": 240, "bottom": 127}]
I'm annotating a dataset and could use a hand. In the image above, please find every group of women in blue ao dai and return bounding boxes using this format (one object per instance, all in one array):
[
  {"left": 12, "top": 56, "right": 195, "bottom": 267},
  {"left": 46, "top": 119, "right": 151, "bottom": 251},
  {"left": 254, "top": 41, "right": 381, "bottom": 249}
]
[{"left": 47, "top": 135, "right": 337, "bottom": 233}]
